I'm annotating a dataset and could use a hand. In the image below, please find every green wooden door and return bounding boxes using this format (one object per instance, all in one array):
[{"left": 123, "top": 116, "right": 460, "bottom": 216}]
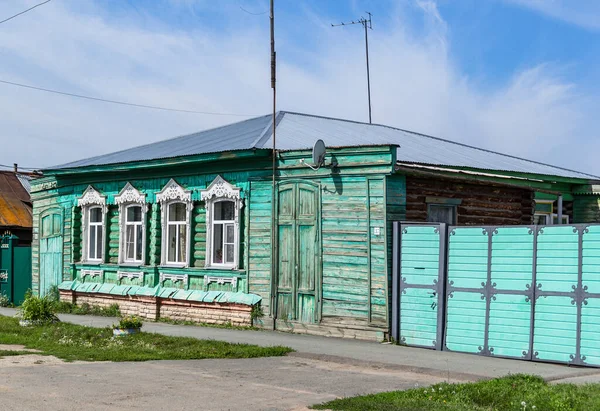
[
  {"left": 276, "top": 182, "right": 320, "bottom": 323},
  {"left": 39, "top": 212, "right": 63, "bottom": 296}
]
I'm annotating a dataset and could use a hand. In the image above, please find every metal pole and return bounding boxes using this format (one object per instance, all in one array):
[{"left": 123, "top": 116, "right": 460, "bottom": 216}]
[
  {"left": 364, "top": 18, "right": 372, "bottom": 124},
  {"left": 269, "top": 0, "right": 277, "bottom": 327},
  {"left": 557, "top": 195, "right": 563, "bottom": 225}
]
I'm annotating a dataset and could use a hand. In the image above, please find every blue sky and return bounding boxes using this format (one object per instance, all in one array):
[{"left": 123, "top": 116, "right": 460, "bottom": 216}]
[{"left": 1, "top": 0, "right": 599, "bottom": 175}]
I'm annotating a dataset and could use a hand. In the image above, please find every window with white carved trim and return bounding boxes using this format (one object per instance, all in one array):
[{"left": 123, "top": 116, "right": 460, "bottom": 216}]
[
  {"left": 125, "top": 205, "right": 143, "bottom": 262},
  {"left": 201, "top": 176, "right": 242, "bottom": 269},
  {"left": 156, "top": 179, "right": 192, "bottom": 267},
  {"left": 167, "top": 203, "right": 188, "bottom": 264},
  {"left": 88, "top": 207, "right": 103, "bottom": 261},
  {"left": 115, "top": 183, "right": 147, "bottom": 264},
  {"left": 78, "top": 185, "right": 107, "bottom": 263}
]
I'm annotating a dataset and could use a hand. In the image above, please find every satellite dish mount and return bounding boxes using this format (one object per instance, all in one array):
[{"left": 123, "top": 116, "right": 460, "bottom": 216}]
[{"left": 300, "top": 139, "right": 337, "bottom": 171}]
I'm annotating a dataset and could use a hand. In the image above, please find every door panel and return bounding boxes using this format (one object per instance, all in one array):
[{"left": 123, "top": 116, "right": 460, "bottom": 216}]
[
  {"left": 39, "top": 212, "right": 63, "bottom": 297},
  {"left": 276, "top": 182, "right": 320, "bottom": 324}
]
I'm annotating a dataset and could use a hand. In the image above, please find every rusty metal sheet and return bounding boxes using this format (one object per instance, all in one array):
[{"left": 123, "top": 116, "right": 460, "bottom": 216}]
[{"left": 0, "top": 172, "right": 32, "bottom": 228}]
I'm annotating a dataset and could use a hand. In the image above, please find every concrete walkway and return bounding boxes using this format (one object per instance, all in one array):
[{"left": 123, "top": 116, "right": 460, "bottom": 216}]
[{"left": 2, "top": 307, "right": 599, "bottom": 384}]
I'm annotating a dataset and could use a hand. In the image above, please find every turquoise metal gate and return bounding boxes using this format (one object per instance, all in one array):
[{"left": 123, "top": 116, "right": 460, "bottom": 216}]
[
  {"left": 0, "top": 234, "right": 32, "bottom": 305},
  {"left": 444, "top": 226, "right": 535, "bottom": 359},
  {"left": 391, "top": 223, "right": 446, "bottom": 349},
  {"left": 392, "top": 223, "right": 600, "bottom": 367}
]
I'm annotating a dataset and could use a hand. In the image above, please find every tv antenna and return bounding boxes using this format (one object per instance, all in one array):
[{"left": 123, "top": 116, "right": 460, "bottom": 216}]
[{"left": 332, "top": 12, "right": 373, "bottom": 124}]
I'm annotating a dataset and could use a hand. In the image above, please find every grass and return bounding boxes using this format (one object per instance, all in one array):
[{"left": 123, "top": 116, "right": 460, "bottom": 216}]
[
  {"left": 0, "top": 315, "right": 292, "bottom": 362},
  {"left": 156, "top": 317, "right": 260, "bottom": 331},
  {"left": 312, "top": 374, "right": 600, "bottom": 411},
  {"left": 0, "top": 350, "right": 37, "bottom": 358},
  {"left": 53, "top": 301, "right": 121, "bottom": 317}
]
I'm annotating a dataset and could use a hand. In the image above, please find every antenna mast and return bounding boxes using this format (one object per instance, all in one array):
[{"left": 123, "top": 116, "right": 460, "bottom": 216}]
[
  {"left": 332, "top": 12, "right": 373, "bottom": 123},
  {"left": 269, "top": 0, "right": 278, "bottom": 324}
]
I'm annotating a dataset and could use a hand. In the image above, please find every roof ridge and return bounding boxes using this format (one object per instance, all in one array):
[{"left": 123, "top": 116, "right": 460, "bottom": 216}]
[{"left": 282, "top": 111, "right": 600, "bottom": 179}]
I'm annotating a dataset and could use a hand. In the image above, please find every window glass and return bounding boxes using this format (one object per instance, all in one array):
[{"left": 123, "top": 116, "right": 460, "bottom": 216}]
[
  {"left": 427, "top": 205, "right": 456, "bottom": 225},
  {"left": 95, "top": 226, "right": 103, "bottom": 258},
  {"left": 90, "top": 207, "right": 102, "bottom": 223},
  {"left": 127, "top": 206, "right": 142, "bottom": 222},
  {"left": 167, "top": 225, "right": 177, "bottom": 262},
  {"left": 89, "top": 226, "right": 97, "bottom": 258},
  {"left": 214, "top": 201, "right": 235, "bottom": 221},
  {"left": 213, "top": 224, "right": 224, "bottom": 263},
  {"left": 135, "top": 225, "right": 143, "bottom": 261},
  {"left": 178, "top": 225, "right": 187, "bottom": 262},
  {"left": 126, "top": 225, "right": 135, "bottom": 260},
  {"left": 169, "top": 203, "right": 186, "bottom": 222}
]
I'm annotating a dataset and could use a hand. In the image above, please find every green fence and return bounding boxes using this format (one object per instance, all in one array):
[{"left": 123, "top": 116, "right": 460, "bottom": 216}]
[
  {"left": 0, "top": 234, "right": 32, "bottom": 305},
  {"left": 392, "top": 223, "right": 600, "bottom": 367}
]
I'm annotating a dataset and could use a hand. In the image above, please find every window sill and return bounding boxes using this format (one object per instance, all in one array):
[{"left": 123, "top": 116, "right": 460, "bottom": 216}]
[
  {"left": 80, "top": 260, "right": 102, "bottom": 265},
  {"left": 160, "top": 264, "right": 188, "bottom": 269},
  {"left": 205, "top": 265, "right": 238, "bottom": 271},
  {"left": 119, "top": 262, "right": 144, "bottom": 268}
]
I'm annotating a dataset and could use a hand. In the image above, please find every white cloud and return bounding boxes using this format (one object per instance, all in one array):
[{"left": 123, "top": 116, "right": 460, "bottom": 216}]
[
  {"left": 505, "top": 0, "right": 600, "bottom": 30},
  {"left": 0, "top": 0, "right": 597, "bottom": 176}
]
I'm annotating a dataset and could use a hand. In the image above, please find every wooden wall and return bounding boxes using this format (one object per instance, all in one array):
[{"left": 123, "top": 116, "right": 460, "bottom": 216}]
[
  {"left": 404, "top": 175, "right": 534, "bottom": 225},
  {"left": 573, "top": 196, "right": 600, "bottom": 223}
]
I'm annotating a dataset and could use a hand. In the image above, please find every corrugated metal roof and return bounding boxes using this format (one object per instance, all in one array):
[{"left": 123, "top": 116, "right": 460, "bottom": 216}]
[
  {"left": 48, "top": 111, "right": 598, "bottom": 180},
  {"left": 16, "top": 173, "right": 31, "bottom": 194},
  {"left": 0, "top": 171, "right": 32, "bottom": 229}
]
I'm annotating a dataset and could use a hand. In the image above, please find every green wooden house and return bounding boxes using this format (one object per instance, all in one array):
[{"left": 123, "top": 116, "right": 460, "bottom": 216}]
[{"left": 31, "top": 112, "right": 600, "bottom": 340}]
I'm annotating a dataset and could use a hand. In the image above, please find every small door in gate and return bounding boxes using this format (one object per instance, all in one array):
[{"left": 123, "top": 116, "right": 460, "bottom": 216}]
[
  {"left": 39, "top": 211, "right": 63, "bottom": 297},
  {"left": 393, "top": 223, "right": 446, "bottom": 349}
]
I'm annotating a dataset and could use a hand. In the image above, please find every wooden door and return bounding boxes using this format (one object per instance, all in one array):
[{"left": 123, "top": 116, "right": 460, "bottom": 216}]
[
  {"left": 276, "top": 182, "right": 320, "bottom": 323},
  {"left": 39, "top": 212, "right": 63, "bottom": 296}
]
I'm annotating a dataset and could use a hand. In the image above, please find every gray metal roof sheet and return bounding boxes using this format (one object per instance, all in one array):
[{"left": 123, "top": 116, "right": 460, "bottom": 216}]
[{"left": 48, "top": 111, "right": 598, "bottom": 180}]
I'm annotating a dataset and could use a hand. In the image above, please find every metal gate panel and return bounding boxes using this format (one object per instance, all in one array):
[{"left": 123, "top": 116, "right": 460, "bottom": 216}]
[
  {"left": 487, "top": 227, "right": 534, "bottom": 359},
  {"left": 580, "top": 225, "right": 600, "bottom": 366},
  {"left": 533, "top": 226, "right": 580, "bottom": 364},
  {"left": 446, "top": 227, "right": 534, "bottom": 359},
  {"left": 445, "top": 227, "right": 488, "bottom": 353},
  {"left": 396, "top": 224, "right": 445, "bottom": 349}
]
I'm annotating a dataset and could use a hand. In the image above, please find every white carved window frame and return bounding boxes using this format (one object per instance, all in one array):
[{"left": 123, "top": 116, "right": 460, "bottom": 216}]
[
  {"left": 201, "top": 176, "right": 243, "bottom": 270},
  {"left": 115, "top": 183, "right": 148, "bottom": 265},
  {"left": 77, "top": 185, "right": 107, "bottom": 264},
  {"left": 156, "top": 179, "right": 193, "bottom": 267}
]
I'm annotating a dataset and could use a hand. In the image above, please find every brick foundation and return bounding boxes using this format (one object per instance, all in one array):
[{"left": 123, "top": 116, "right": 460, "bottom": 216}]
[{"left": 59, "top": 290, "right": 252, "bottom": 326}]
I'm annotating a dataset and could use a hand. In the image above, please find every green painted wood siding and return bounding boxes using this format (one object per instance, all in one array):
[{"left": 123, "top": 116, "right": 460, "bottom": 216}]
[{"left": 573, "top": 196, "right": 600, "bottom": 223}]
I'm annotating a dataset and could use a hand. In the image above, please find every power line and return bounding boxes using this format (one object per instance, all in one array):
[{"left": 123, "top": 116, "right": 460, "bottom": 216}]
[
  {"left": 0, "top": 163, "right": 39, "bottom": 171},
  {"left": 0, "top": 79, "right": 257, "bottom": 117},
  {"left": 0, "top": 0, "right": 52, "bottom": 25}
]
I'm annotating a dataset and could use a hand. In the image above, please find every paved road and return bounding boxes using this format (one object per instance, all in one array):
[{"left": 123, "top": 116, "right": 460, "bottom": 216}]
[
  {"left": 1, "top": 307, "right": 596, "bottom": 382},
  {"left": 3, "top": 308, "right": 600, "bottom": 410},
  {"left": 0, "top": 352, "right": 454, "bottom": 411}
]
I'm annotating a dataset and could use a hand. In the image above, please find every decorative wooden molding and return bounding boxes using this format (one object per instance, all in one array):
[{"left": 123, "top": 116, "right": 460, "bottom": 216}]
[
  {"left": 81, "top": 269, "right": 104, "bottom": 280},
  {"left": 202, "top": 176, "right": 242, "bottom": 270},
  {"left": 78, "top": 186, "right": 107, "bottom": 211},
  {"left": 0, "top": 271, "right": 8, "bottom": 281},
  {"left": 200, "top": 175, "right": 241, "bottom": 202},
  {"left": 204, "top": 275, "right": 238, "bottom": 289},
  {"left": 115, "top": 183, "right": 146, "bottom": 205},
  {"left": 117, "top": 271, "right": 144, "bottom": 281},
  {"left": 159, "top": 273, "right": 189, "bottom": 286},
  {"left": 156, "top": 179, "right": 192, "bottom": 204}
]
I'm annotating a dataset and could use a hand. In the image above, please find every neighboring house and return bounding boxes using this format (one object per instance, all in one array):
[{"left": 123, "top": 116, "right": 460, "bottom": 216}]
[
  {"left": 31, "top": 112, "right": 600, "bottom": 340},
  {"left": 0, "top": 170, "right": 34, "bottom": 244}
]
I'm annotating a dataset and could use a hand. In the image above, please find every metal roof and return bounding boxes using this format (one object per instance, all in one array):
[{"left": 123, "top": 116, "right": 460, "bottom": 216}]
[
  {"left": 49, "top": 111, "right": 598, "bottom": 180},
  {"left": 0, "top": 171, "right": 32, "bottom": 229}
]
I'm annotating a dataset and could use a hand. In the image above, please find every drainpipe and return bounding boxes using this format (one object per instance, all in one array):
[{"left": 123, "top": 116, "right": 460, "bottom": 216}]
[{"left": 557, "top": 195, "right": 563, "bottom": 225}]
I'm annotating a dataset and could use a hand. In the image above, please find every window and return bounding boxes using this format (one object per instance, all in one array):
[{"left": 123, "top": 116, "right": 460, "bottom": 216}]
[
  {"left": 125, "top": 206, "right": 143, "bottom": 262},
  {"left": 201, "top": 176, "right": 242, "bottom": 269},
  {"left": 212, "top": 201, "right": 236, "bottom": 265},
  {"left": 427, "top": 204, "right": 457, "bottom": 225},
  {"left": 77, "top": 186, "right": 107, "bottom": 263},
  {"left": 167, "top": 203, "right": 188, "bottom": 264},
  {"left": 156, "top": 179, "right": 192, "bottom": 267},
  {"left": 88, "top": 207, "right": 103, "bottom": 261},
  {"left": 115, "top": 183, "right": 147, "bottom": 264},
  {"left": 534, "top": 214, "right": 550, "bottom": 225}
]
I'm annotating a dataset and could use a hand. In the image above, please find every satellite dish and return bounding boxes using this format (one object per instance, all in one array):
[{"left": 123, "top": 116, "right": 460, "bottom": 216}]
[{"left": 312, "top": 139, "right": 326, "bottom": 167}]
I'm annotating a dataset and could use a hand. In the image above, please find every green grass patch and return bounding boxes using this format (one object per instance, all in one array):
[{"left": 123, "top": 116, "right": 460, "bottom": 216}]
[
  {"left": 156, "top": 317, "right": 260, "bottom": 331},
  {"left": 312, "top": 374, "right": 600, "bottom": 411},
  {"left": 53, "top": 301, "right": 121, "bottom": 317},
  {"left": 0, "top": 350, "right": 37, "bottom": 358},
  {"left": 0, "top": 315, "right": 292, "bottom": 362}
]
